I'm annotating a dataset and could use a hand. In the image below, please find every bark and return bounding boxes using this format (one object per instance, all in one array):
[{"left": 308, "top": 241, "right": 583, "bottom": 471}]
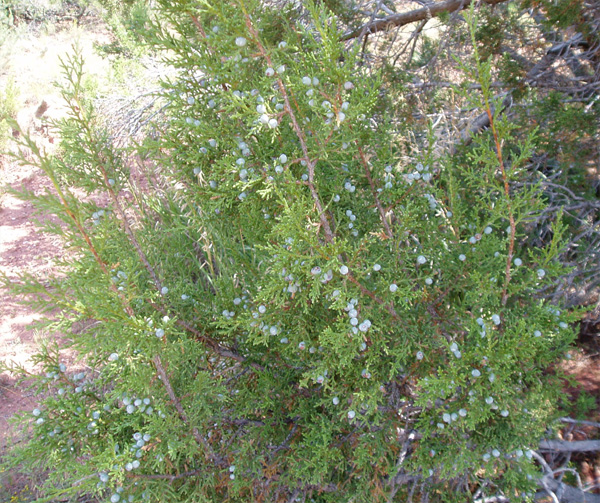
[
  {"left": 341, "top": 0, "right": 510, "bottom": 41},
  {"left": 539, "top": 439, "right": 600, "bottom": 453},
  {"left": 536, "top": 477, "right": 600, "bottom": 503}
]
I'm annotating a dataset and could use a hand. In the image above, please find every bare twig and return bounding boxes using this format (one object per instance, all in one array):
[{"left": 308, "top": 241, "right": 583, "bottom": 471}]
[{"left": 559, "top": 417, "right": 600, "bottom": 428}]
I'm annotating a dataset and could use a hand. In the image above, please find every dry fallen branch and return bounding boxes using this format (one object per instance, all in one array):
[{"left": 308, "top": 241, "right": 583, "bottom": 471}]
[
  {"left": 536, "top": 477, "right": 600, "bottom": 503},
  {"left": 560, "top": 417, "right": 600, "bottom": 428},
  {"left": 340, "top": 0, "right": 509, "bottom": 41},
  {"left": 539, "top": 439, "right": 600, "bottom": 453}
]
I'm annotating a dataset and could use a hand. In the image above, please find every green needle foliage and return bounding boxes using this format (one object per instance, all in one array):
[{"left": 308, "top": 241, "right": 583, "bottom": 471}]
[{"left": 2, "top": 1, "right": 579, "bottom": 502}]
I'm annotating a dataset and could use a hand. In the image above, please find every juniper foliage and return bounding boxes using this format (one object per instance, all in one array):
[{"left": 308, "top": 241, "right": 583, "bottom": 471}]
[{"left": 3, "top": 1, "right": 578, "bottom": 502}]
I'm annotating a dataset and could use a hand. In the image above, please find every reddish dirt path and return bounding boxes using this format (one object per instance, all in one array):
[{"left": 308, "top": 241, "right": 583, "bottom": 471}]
[
  {"left": 0, "top": 129, "right": 88, "bottom": 456},
  {"left": 0, "top": 18, "right": 112, "bottom": 454},
  {"left": 0, "top": 155, "right": 64, "bottom": 450}
]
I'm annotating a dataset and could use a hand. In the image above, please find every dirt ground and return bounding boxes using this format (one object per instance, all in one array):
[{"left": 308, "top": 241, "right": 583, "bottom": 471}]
[{"left": 0, "top": 12, "right": 112, "bottom": 467}]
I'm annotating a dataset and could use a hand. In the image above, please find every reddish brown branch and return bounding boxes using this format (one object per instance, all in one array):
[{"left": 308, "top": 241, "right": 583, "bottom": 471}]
[
  {"left": 356, "top": 144, "right": 393, "bottom": 239},
  {"left": 153, "top": 355, "right": 224, "bottom": 465},
  {"left": 243, "top": 14, "right": 336, "bottom": 244},
  {"left": 145, "top": 300, "right": 263, "bottom": 370},
  {"left": 347, "top": 273, "right": 400, "bottom": 320},
  {"left": 99, "top": 168, "right": 163, "bottom": 292},
  {"left": 483, "top": 104, "right": 515, "bottom": 306},
  {"left": 189, "top": 14, "right": 207, "bottom": 38},
  {"left": 130, "top": 468, "right": 203, "bottom": 481}
]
